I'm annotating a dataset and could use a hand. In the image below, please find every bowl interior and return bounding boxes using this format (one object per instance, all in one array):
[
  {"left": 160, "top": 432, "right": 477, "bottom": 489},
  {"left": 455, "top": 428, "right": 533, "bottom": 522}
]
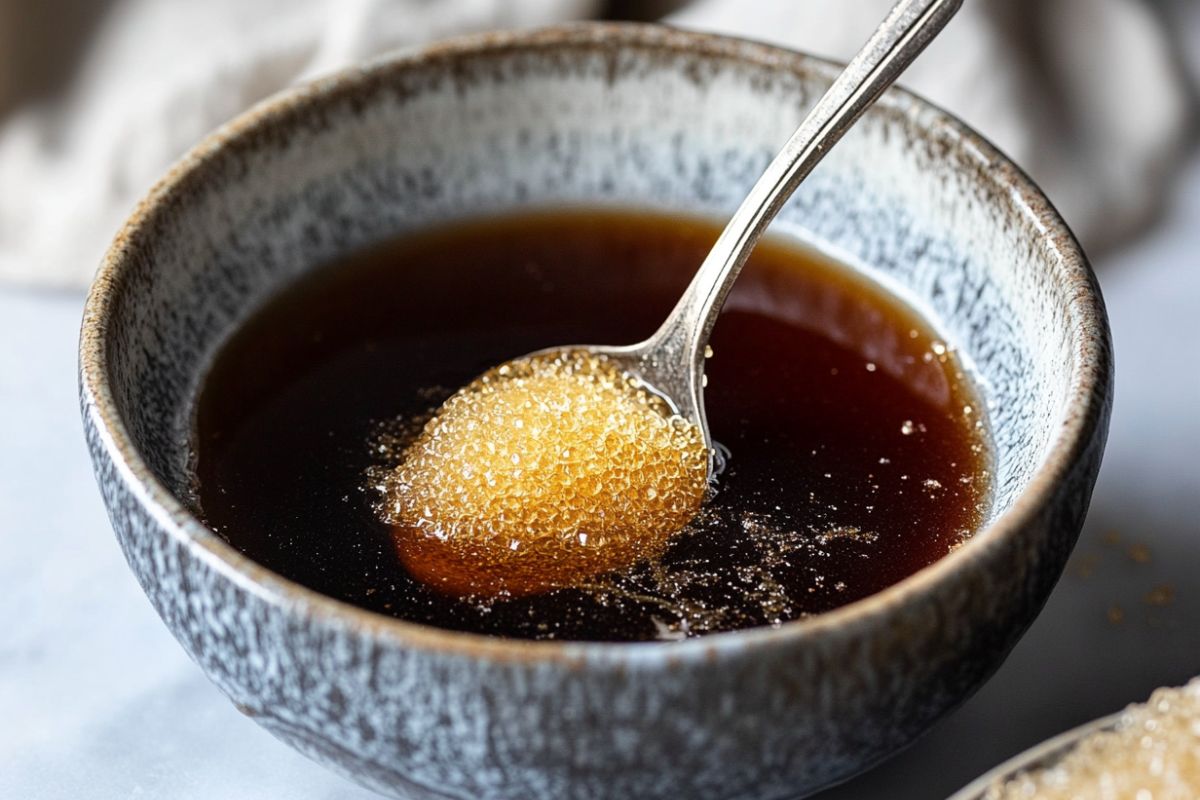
[{"left": 92, "top": 26, "right": 1093, "bottom": 609}]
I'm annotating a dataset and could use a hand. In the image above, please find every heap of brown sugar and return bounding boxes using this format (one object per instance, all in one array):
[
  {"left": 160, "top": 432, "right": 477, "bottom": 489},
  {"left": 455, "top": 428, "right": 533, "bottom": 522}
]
[
  {"left": 379, "top": 350, "right": 709, "bottom": 597},
  {"left": 984, "top": 678, "right": 1200, "bottom": 799}
]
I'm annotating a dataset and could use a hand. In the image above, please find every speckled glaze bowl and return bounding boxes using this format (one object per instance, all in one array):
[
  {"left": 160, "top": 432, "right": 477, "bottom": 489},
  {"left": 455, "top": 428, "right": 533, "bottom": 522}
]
[{"left": 80, "top": 23, "right": 1112, "bottom": 800}]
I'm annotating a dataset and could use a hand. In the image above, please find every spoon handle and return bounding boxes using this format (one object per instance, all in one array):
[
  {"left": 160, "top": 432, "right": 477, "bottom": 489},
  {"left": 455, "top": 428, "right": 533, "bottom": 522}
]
[{"left": 647, "top": 0, "right": 962, "bottom": 365}]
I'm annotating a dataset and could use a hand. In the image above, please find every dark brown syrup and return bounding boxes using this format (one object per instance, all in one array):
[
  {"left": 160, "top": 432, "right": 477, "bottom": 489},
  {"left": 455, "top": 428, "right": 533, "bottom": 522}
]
[{"left": 193, "top": 209, "right": 990, "bottom": 641}]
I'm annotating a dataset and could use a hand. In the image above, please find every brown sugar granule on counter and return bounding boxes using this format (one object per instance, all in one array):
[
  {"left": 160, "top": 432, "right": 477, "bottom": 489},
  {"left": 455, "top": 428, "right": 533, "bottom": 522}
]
[
  {"left": 1145, "top": 583, "right": 1176, "bottom": 607},
  {"left": 1071, "top": 552, "right": 1099, "bottom": 579},
  {"left": 378, "top": 350, "right": 708, "bottom": 597},
  {"left": 1127, "top": 542, "right": 1152, "bottom": 564}
]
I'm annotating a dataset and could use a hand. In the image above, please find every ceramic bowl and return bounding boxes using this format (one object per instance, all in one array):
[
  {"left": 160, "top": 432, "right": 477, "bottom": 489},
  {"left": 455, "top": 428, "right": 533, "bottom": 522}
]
[{"left": 80, "top": 23, "right": 1112, "bottom": 800}]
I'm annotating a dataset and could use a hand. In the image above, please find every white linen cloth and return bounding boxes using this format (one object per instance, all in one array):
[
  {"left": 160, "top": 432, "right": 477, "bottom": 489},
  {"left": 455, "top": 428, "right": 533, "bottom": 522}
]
[
  {"left": 670, "top": 0, "right": 1199, "bottom": 256},
  {"left": 0, "top": 0, "right": 601, "bottom": 288},
  {"left": 0, "top": 0, "right": 1195, "bottom": 287}
]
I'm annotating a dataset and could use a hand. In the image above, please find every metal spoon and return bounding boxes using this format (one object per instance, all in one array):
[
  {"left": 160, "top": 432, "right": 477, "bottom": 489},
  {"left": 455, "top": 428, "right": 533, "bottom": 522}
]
[{"left": 538, "top": 0, "right": 962, "bottom": 473}]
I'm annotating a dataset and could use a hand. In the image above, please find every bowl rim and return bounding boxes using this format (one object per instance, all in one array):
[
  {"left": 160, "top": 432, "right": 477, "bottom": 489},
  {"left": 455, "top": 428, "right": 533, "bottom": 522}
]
[{"left": 79, "top": 21, "right": 1112, "bottom": 665}]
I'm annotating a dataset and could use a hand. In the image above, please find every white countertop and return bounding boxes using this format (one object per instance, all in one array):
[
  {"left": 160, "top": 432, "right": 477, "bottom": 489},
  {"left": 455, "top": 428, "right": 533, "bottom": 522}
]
[{"left": 3, "top": 156, "right": 1198, "bottom": 799}]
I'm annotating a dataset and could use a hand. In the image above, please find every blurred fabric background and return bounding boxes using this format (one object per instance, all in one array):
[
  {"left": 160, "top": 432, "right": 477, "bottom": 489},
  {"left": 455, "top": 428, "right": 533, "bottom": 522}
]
[
  {"left": 2, "top": 3, "right": 1199, "bottom": 799},
  {"left": 0, "top": 0, "right": 1196, "bottom": 285}
]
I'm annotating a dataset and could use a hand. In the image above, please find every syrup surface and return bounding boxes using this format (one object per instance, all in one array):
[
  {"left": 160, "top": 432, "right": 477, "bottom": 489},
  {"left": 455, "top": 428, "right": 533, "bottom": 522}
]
[{"left": 194, "top": 209, "right": 990, "bottom": 641}]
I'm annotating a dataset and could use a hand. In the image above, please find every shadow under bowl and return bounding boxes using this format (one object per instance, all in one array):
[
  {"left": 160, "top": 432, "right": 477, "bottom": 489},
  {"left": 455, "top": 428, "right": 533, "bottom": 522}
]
[{"left": 79, "top": 22, "right": 1113, "bottom": 800}]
